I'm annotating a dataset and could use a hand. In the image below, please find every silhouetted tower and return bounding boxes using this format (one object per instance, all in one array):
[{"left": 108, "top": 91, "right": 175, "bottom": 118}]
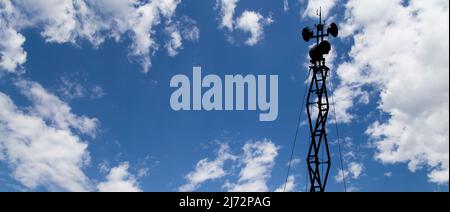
[{"left": 301, "top": 8, "right": 339, "bottom": 192}]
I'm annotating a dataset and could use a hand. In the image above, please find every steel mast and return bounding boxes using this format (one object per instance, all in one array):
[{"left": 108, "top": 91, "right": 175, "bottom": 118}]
[{"left": 301, "top": 8, "right": 339, "bottom": 192}]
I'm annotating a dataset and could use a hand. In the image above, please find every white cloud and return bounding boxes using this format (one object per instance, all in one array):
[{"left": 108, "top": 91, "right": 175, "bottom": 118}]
[
  {"left": 98, "top": 160, "right": 111, "bottom": 174},
  {"left": 182, "top": 25, "right": 200, "bottom": 42},
  {"left": 0, "top": 79, "right": 139, "bottom": 191},
  {"left": 179, "top": 17, "right": 200, "bottom": 42},
  {"left": 302, "top": 0, "right": 338, "bottom": 19},
  {"left": 97, "top": 162, "right": 142, "bottom": 192},
  {"left": 29, "top": 0, "right": 78, "bottom": 43},
  {"left": 348, "top": 162, "right": 363, "bottom": 179},
  {"left": 275, "top": 175, "right": 296, "bottom": 192},
  {"left": 120, "top": 0, "right": 181, "bottom": 72},
  {"left": 287, "top": 158, "right": 301, "bottom": 167},
  {"left": 332, "top": 85, "right": 369, "bottom": 123},
  {"left": 216, "top": 0, "right": 273, "bottom": 46},
  {"left": 137, "top": 167, "right": 150, "bottom": 178},
  {"left": 179, "top": 143, "right": 236, "bottom": 192},
  {"left": 218, "top": 0, "right": 239, "bottom": 30},
  {"left": 224, "top": 140, "right": 279, "bottom": 192},
  {"left": 235, "top": 11, "right": 273, "bottom": 46},
  {"left": 164, "top": 16, "right": 200, "bottom": 57},
  {"left": 0, "top": 0, "right": 27, "bottom": 72},
  {"left": 57, "top": 76, "right": 86, "bottom": 100},
  {"left": 0, "top": 80, "right": 98, "bottom": 191},
  {"left": 57, "top": 75, "right": 106, "bottom": 100},
  {"left": 0, "top": 0, "right": 197, "bottom": 73},
  {"left": 331, "top": 137, "right": 365, "bottom": 191},
  {"left": 0, "top": 25, "right": 26, "bottom": 72},
  {"left": 384, "top": 172, "right": 392, "bottom": 177},
  {"left": 181, "top": 139, "right": 280, "bottom": 192},
  {"left": 166, "top": 27, "right": 183, "bottom": 57},
  {"left": 336, "top": 0, "right": 449, "bottom": 184},
  {"left": 91, "top": 85, "right": 106, "bottom": 99},
  {"left": 334, "top": 169, "right": 349, "bottom": 183},
  {"left": 16, "top": 80, "right": 99, "bottom": 137},
  {"left": 283, "top": 0, "right": 289, "bottom": 12},
  {"left": 335, "top": 162, "right": 363, "bottom": 183}
]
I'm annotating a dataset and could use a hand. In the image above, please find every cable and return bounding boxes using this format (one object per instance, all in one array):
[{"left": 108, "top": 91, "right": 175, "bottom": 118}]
[
  {"left": 328, "top": 72, "right": 348, "bottom": 192},
  {"left": 283, "top": 71, "right": 311, "bottom": 192},
  {"left": 305, "top": 137, "right": 311, "bottom": 192}
]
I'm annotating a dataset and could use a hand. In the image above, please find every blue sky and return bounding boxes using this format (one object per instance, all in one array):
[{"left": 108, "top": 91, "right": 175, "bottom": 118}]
[{"left": 0, "top": 0, "right": 448, "bottom": 192}]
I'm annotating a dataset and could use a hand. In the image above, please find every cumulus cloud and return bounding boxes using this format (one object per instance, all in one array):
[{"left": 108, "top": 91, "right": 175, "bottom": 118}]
[
  {"left": 181, "top": 139, "right": 280, "bottom": 192},
  {"left": 235, "top": 11, "right": 273, "bottom": 46},
  {"left": 274, "top": 175, "right": 296, "bottom": 192},
  {"left": 0, "top": 0, "right": 198, "bottom": 73},
  {"left": 335, "top": 162, "right": 364, "bottom": 183},
  {"left": 334, "top": 170, "right": 348, "bottom": 183},
  {"left": 0, "top": 27, "right": 27, "bottom": 73},
  {"left": 16, "top": 80, "right": 99, "bottom": 137},
  {"left": 179, "top": 143, "right": 236, "bottom": 192},
  {"left": 348, "top": 162, "right": 363, "bottom": 179},
  {"left": 224, "top": 140, "right": 279, "bottom": 192},
  {"left": 0, "top": 0, "right": 26, "bottom": 72},
  {"left": 332, "top": 85, "right": 369, "bottom": 123},
  {"left": 165, "top": 17, "right": 200, "bottom": 57},
  {"left": 97, "top": 162, "right": 142, "bottom": 192},
  {"left": 218, "top": 0, "right": 238, "bottom": 30},
  {"left": 0, "top": 79, "right": 137, "bottom": 191},
  {"left": 216, "top": 0, "right": 273, "bottom": 45},
  {"left": 330, "top": 137, "right": 365, "bottom": 191},
  {"left": 336, "top": 0, "right": 449, "bottom": 184},
  {"left": 165, "top": 28, "right": 183, "bottom": 56},
  {"left": 0, "top": 80, "right": 98, "bottom": 191}
]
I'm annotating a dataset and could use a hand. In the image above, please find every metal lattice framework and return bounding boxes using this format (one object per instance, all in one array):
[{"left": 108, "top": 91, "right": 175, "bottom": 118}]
[
  {"left": 301, "top": 8, "right": 338, "bottom": 192},
  {"left": 306, "top": 62, "right": 331, "bottom": 192}
]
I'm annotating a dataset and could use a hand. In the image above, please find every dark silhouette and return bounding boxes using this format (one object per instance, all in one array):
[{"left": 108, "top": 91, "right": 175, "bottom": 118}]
[{"left": 301, "top": 8, "right": 338, "bottom": 192}]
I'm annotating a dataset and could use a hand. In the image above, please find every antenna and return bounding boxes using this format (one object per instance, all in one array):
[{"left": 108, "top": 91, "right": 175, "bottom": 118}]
[
  {"left": 300, "top": 9, "right": 339, "bottom": 192},
  {"left": 319, "top": 7, "right": 322, "bottom": 25}
]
